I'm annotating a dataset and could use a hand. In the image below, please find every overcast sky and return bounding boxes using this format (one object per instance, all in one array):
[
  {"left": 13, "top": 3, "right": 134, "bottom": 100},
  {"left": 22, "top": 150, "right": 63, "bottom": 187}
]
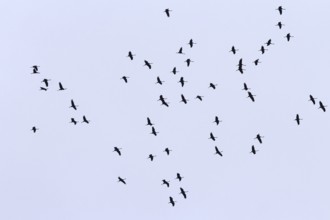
[{"left": 1, "top": 0, "right": 330, "bottom": 219}]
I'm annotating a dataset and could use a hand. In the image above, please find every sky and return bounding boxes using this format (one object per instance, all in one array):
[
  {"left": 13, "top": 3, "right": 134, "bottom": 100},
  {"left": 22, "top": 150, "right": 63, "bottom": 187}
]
[{"left": 1, "top": 0, "right": 330, "bottom": 219}]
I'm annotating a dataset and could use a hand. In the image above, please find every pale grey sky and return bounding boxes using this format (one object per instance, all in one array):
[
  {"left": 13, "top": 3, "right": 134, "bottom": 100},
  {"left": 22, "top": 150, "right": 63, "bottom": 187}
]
[{"left": 1, "top": 0, "right": 330, "bottom": 219}]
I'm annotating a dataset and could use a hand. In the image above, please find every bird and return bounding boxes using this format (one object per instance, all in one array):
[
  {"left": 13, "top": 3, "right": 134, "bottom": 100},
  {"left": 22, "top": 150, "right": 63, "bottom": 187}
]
[
  {"left": 118, "top": 177, "right": 126, "bottom": 184},
  {"left": 185, "top": 58, "right": 193, "bottom": 67},
  {"left": 213, "top": 116, "right": 221, "bottom": 125},
  {"left": 265, "top": 39, "right": 274, "bottom": 46},
  {"left": 40, "top": 87, "right": 48, "bottom": 91},
  {"left": 31, "top": 65, "right": 40, "bottom": 74},
  {"left": 41, "top": 79, "right": 51, "bottom": 87},
  {"left": 113, "top": 147, "right": 122, "bottom": 156},
  {"left": 209, "top": 132, "right": 217, "bottom": 141},
  {"left": 146, "top": 117, "right": 154, "bottom": 126},
  {"left": 177, "top": 47, "right": 185, "bottom": 55},
  {"left": 237, "top": 65, "right": 245, "bottom": 74},
  {"left": 162, "top": 179, "right": 170, "bottom": 187},
  {"left": 156, "top": 76, "right": 164, "bottom": 85},
  {"left": 309, "top": 95, "right": 317, "bottom": 105},
  {"left": 188, "top": 39, "right": 196, "bottom": 48},
  {"left": 164, "top": 148, "right": 172, "bottom": 155},
  {"left": 158, "top": 95, "right": 169, "bottom": 107},
  {"left": 70, "top": 118, "right": 78, "bottom": 125},
  {"left": 176, "top": 173, "right": 183, "bottom": 181},
  {"left": 195, "top": 95, "right": 204, "bottom": 101},
  {"left": 180, "top": 94, "right": 188, "bottom": 104},
  {"left": 285, "top": 33, "right": 293, "bottom": 42},
  {"left": 31, "top": 126, "right": 38, "bottom": 133},
  {"left": 255, "top": 134, "right": 264, "bottom": 144},
  {"left": 179, "top": 187, "right": 188, "bottom": 199},
  {"left": 144, "top": 60, "right": 152, "bottom": 69},
  {"left": 147, "top": 154, "right": 156, "bottom": 161},
  {"left": 214, "top": 146, "right": 223, "bottom": 157},
  {"left": 171, "top": 67, "right": 179, "bottom": 75},
  {"left": 259, "top": 46, "right": 267, "bottom": 54},
  {"left": 127, "top": 51, "right": 135, "bottom": 60},
  {"left": 82, "top": 115, "right": 90, "bottom": 124},
  {"left": 178, "top": 77, "right": 187, "bottom": 87},
  {"left": 209, "top": 83, "right": 217, "bottom": 90},
  {"left": 237, "top": 58, "right": 245, "bottom": 67},
  {"left": 250, "top": 145, "right": 258, "bottom": 155},
  {"left": 319, "top": 101, "right": 327, "bottom": 112},
  {"left": 58, "top": 82, "right": 66, "bottom": 91},
  {"left": 253, "top": 59, "right": 261, "bottom": 66},
  {"left": 230, "top": 46, "right": 238, "bottom": 54},
  {"left": 121, "top": 76, "right": 129, "bottom": 83},
  {"left": 70, "top": 99, "right": 78, "bottom": 110},
  {"left": 169, "top": 197, "right": 176, "bottom": 207},
  {"left": 295, "top": 114, "right": 302, "bottom": 125},
  {"left": 151, "top": 126, "right": 158, "bottom": 136},
  {"left": 276, "top": 21, "right": 284, "bottom": 29},
  {"left": 242, "top": 83, "right": 250, "bottom": 91},
  {"left": 164, "top": 8, "right": 172, "bottom": 17},
  {"left": 247, "top": 91, "right": 256, "bottom": 102},
  {"left": 276, "top": 6, "right": 285, "bottom": 15}
]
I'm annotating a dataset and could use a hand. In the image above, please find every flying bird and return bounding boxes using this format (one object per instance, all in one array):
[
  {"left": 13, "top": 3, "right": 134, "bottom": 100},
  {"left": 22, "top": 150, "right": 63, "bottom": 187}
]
[
  {"left": 247, "top": 91, "right": 256, "bottom": 102},
  {"left": 82, "top": 115, "right": 90, "bottom": 124},
  {"left": 295, "top": 114, "right": 302, "bottom": 125},
  {"left": 169, "top": 197, "right": 176, "bottom": 207},
  {"left": 276, "top": 6, "right": 285, "bottom": 15},
  {"left": 127, "top": 51, "right": 135, "bottom": 60},
  {"left": 147, "top": 154, "right": 156, "bottom": 161},
  {"left": 146, "top": 117, "right": 154, "bottom": 126},
  {"left": 151, "top": 126, "right": 159, "bottom": 136},
  {"left": 195, "top": 95, "right": 204, "bottom": 101},
  {"left": 253, "top": 59, "right": 261, "bottom": 66},
  {"left": 156, "top": 76, "right": 164, "bottom": 85},
  {"left": 309, "top": 95, "right": 316, "bottom": 105},
  {"left": 42, "top": 79, "right": 51, "bottom": 87},
  {"left": 214, "top": 146, "right": 223, "bottom": 157},
  {"left": 276, "top": 21, "right": 284, "bottom": 29},
  {"left": 162, "top": 179, "right": 170, "bottom": 187},
  {"left": 250, "top": 145, "right": 258, "bottom": 155},
  {"left": 177, "top": 47, "right": 185, "bottom": 55},
  {"left": 259, "top": 46, "right": 267, "bottom": 54},
  {"left": 70, "top": 99, "right": 78, "bottom": 110},
  {"left": 213, "top": 116, "right": 221, "bottom": 125},
  {"left": 31, "top": 126, "right": 38, "bottom": 133},
  {"left": 188, "top": 39, "right": 196, "bottom": 48},
  {"left": 144, "top": 60, "right": 152, "bottom": 69},
  {"left": 58, "top": 82, "right": 66, "bottom": 91},
  {"left": 171, "top": 67, "right": 179, "bottom": 75},
  {"left": 113, "top": 147, "right": 122, "bottom": 156},
  {"left": 185, "top": 58, "right": 193, "bottom": 67},
  {"left": 255, "top": 134, "right": 264, "bottom": 144},
  {"left": 319, "top": 101, "right": 327, "bottom": 112},
  {"left": 180, "top": 94, "right": 188, "bottom": 104},
  {"left": 121, "top": 76, "right": 129, "bottom": 83},
  {"left": 265, "top": 39, "right": 274, "bottom": 46},
  {"left": 179, "top": 187, "right": 188, "bottom": 199},
  {"left": 70, "top": 118, "right": 78, "bottom": 125},
  {"left": 40, "top": 87, "right": 47, "bottom": 91},
  {"left": 164, "top": 148, "right": 172, "bottom": 155},
  {"left": 164, "top": 8, "right": 172, "bottom": 17},
  {"left": 230, "top": 46, "right": 238, "bottom": 54},
  {"left": 242, "top": 83, "right": 250, "bottom": 91},
  {"left": 285, "top": 33, "right": 293, "bottom": 42},
  {"left": 209, "top": 83, "right": 217, "bottom": 90},
  {"left": 158, "top": 95, "right": 169, "bottom": 107},
  {"left": 178, "top": 77, "right": 187, "bottom": 87},
  {"left": 118, "top": 177, "right": 126, "bottom": 184},
  {"left": 176, "top": 173, "right": 183, "bottom": 181},
  {"left": 209, "top": 132, "right": 217, "bottom": 141},
  {"left": 31, "top": 65, "right": 40, "bottom": 74}
]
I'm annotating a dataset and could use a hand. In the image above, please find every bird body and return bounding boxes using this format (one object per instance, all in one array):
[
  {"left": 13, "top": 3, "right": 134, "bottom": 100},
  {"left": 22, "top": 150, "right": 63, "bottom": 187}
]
[
  {"left": 295, "top": 114, "right": 302, "bottom": 125},
  {"left": 215, "top": 146, "right": 223, "bottom": 156},
  {"left": 179, "top": 187, "right": 187, "bottom": 199},
  {"left": 82, "top": 115, "right": 90, "bottom": 124},
  {"left": 58, "top": 82, "right": 66, "bottom": 91},
  {"left": 70, "top": 99, "right": 78, "bottom": 110},
  {"left": 209, "top": 132, "right": 217, "bottom": 141},
  {"left": 70, "top": 118, "right": 78, "bottom": 125},
  {"left": 164, "top": 8, "right": 172, "bottom": 17},
  {"left": 319, "top": 101, "right": 327, "bottom": 112},
  {"left": 113, "top": 147, "right": 122, "bottom": 156},
  {"left": 118, "top": 177, "right": 126, "bottom": 184},
  {"left": 144, "top": 60, "right": 152, "bottom": 69},
  {"left": 162, "top": 179, "right": 170, "bottom": 187}
]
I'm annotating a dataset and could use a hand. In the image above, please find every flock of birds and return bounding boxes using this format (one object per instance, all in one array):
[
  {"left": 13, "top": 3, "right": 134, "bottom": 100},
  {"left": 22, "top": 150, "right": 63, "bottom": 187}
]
[{"left": 29, "top": 6, "right": 327, "bottom": 207}]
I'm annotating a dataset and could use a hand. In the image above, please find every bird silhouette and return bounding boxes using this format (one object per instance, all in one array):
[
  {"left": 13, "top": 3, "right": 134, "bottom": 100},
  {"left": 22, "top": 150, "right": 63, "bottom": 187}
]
[
  {"left": 70, "top": 118, "right": 78, "bottom": 125},
  {"left": 156, "top": 76, "right": 164, "bottom": 85},
  {"left": 178, "top": 77, "right": 187, "bottom": 87},
  {"left": 255, "top": 134, "right": 264, "bottom": 144},
  {"left": 176, "top": 173, "right": 183, "bottom": 181},
  {"left": 164, "top": 148, "right": 172, "bottom": 155},
  {"left": 144, "top": 60, "right": 152, "bottom": 69},
  {"left": 209, "top": 83, "right": 217, "bottom": 90},
  {"left": 250, "top": 145, "right": 258, "bottom": 154},
  {"left": 113, "top": 147, "right": 122, "bottom": 156},
  {"left": 162, "top": 179, "right": 170, "bottom": 187},
  {"left": 31, "top": 65, "right": 40, "bottom": 74},
  {"left": 230, "top": 46, "right": 238, "bottom": 54},
  {"left": 179, "top": 187, "right": 188, "bottom": 199},
  {"left": 214, "top": 146, "right": 223, "bottom": 156},
  {"left": 82, "top": 115, "right": 90, "bottom": 124},
  {"left": 127, "top": 51, "right": 135, "bottom": 60},
  {"left": 214, "top": 116, "right": 221, "bottom": 125},
  {"left": 265, "top": 39, "right": 274, "bottom": 46},
  {"left": 146, "top": 117, "right": 154, "bottom": 126},
  {"left": 40, "top": 87, "right": 48, "bottom": 91},
  {"left": 31, "top": 126, "right": 38, "bottom": 133},
  {"left": 209, "top": 132, "right": 217, "bottom": 141},
  {"left": 276, "top": 6, "right": 285, "bottom": 15},
  {"left": 276, "top": 21, "right": 284, "bottom": 29},
  {"left": 148, "top": 154, "right": 156, "bottom": 161},
  {"left": 58, "top": 82, "right": 66, "bottom": 91},
  {"left": 70, "top": 99, "right": 78, "bottom": 110},
  {"left": 295, "top": 114, "right": 302, "bottom": 125},
  {"left": 247, "top": 91, "right": 256, "bottom": 102},
  {"left": 151, "top": 126, "right": 159, "bottom": 136},
  {"left": 259, "top": 46, "right": 267, "bottom": 54},
  {"left": 195, "top": 95, "right": 204, "bottom": 101},
  {"left": 253, "top": 59, "right": 261, "bottom": 66},
  {"left": 242, "top": 83, "right": 250, "bottom": 91},
  {"left": 171, "top": 67, "right": 179, "bottom": 75},
  {"left": 237, "top": 65, "right": 245, "bottom": 74},
  {"left": 180, "top": 94, "right": 188, "bottom": 104},
  {"left": 42, "top": 79, "right": 51, "bottom": 87},
  {"left": 158, "top": 95, "right": 169, "bottom": 107},
  {"left": 309, "top": 95, "right": 317, "bottom": 105},
  {"left": 285, "top": 33, "right": 293, "bottom": 42},
  {"left": 185, "top": 58, "right": 193, "bottom": 67},
  {"left": 177, "top": 47, "right": 185, "bottom": 55},
  {"left": 164, "top": 8, "right": 172, "bottom": 17},
  {"left": 118, "top": 177, "right": 126, "bottom": 184},
  {"left": 121, "top": 76, "right": 129, "bottom": 83},
  {"left": 188, "top": 39, "right": 196, "bottom": 48},
  {"left": 319, "top": 101, "right": 327, "bottom": 112},
  {"left": 169, "top": 197, "right": 176, "bottom": 207}
]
